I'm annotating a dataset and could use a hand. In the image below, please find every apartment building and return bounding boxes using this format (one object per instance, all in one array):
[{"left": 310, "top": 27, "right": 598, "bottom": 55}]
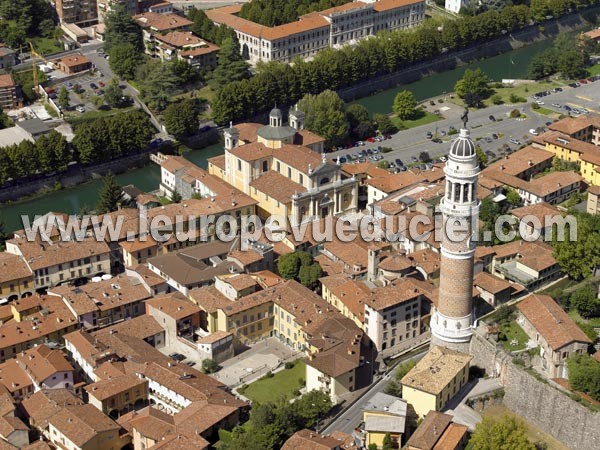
[
  {"left": 49, "top": 274, "right": 152, "bottom": 329},
  {"left": 85, "top": 372, "right": 149, "bottom": 418},
  {"left": 517, "top": 294, "right": 592, "bottom": 378},
  {"left": 206, "top": 0, "right": 426, "bottom": 64},
  {"left": 362, "top": 392, "right": 407, "bottom": 448},
  {"left": 401, "top": 346, "right": 472, "bottom": 419},
  {"left": 0, "top": 46, "right": 16, "bottom": 71},
  {"left": 145, "top": 292, "right": 202, "bottom": 346},
  {"left": 0, "top": 252, "right": 34, "bottom": 302},
  {"left": 55, "top": 0, "right": 99, "bottom": 26},
  {"left": 0, "top": 295, "right": 78, "bottom": 363},
  {"left": 6, "top": 231, "right": 111, "bottom": 291},
  {"left": 150, "top": 31, "right": 220, "bottom": 69},
  {"left": 97, "top": 0, "right": 137, "bottom": 23},
  {"left": 208, "top": 108, "right": 357, "bottom": 226},
  {"left": 0, "top": 74, "right": 23, "bottom": 110}
]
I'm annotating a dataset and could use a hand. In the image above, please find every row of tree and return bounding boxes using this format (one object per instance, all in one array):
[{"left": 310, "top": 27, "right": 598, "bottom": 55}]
[
  {"left": 528, "top": 34, "right": 592, "bottom": 80},
  {"left": 213, "top": 0, "right": 600, "bottom": 124},
  {"left": 277, "top": 251, "right": 323, "bottom": 290},
  {"left": 72, "top": 110, "right": 154, "bottom": 164},
  {"left": 219, "top": 390, "right": 332, "bottom": 450},
  {"left": 0, "top": 131, "right": 69, "bottom": 185},
  {"left": 0, "top": 0, "right": 58, "bottom": 48},
  {"left": 239, "top": 0, "right": 347, "bottom": 27}
]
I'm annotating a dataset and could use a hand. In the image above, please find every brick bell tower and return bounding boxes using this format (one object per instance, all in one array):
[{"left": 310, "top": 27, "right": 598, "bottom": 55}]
[{"left": 431, "top": 110, "right": 480, "bottom": 352}]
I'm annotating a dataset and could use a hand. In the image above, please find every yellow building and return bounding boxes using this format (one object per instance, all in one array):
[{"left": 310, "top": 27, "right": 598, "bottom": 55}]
[
  {"left": 0, "top": 252, "right": 34, "bottom": 302},
  {"left": 401, "top": 346, "right": 472, "bottom": 419},
  {"left": 85, "top": 372, "right": 149, "bottom": 419},
  {"left": 208, "top": 108, "right": 358, "bottom": 226},
  {"left": 362, "top": 392, "right": 408, "bottom": 448}
]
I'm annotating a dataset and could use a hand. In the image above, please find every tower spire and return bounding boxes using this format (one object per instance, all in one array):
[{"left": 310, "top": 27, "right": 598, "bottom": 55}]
[{"left": 430, "top": 122, "right": 480, "bottom": 352}]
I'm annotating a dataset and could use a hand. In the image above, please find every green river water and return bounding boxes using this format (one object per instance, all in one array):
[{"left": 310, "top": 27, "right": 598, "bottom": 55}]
[{"left": 0, "top": 38, "right": 555, "bottom": 232}]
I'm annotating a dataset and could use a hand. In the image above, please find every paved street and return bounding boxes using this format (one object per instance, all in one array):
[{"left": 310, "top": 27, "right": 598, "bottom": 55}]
[
  {"left": 328, "top": 80, "right": 600, "bottom": 170},
  {"left": 321, "top": 348, "right": 428, "bottom": 436}
]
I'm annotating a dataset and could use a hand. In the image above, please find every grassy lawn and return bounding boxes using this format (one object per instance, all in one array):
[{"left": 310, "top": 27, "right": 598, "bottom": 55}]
[
  {"left": 391, "top": 110, "right": 441, "bottom": 130},
  {"left": 65, "top": 106, "right": 137, "bottom": 124},
  {"left": 238, "top": 360, "right": 305, "bottom": 404},
  {"left": 499, "top": 321, "right": 529, "bottom": 352},
  {"left": 568, "top": 310, "right": 600, "bottom": 327},
  {"left": 484, "top": 80, "right": 561, "bottom": 106},
  {"left": 539, "top": 277, "right": 578, "bottom": 298},
  {"left": 29, "top": 37, "right": 63, "bottom": 56},
  {"left": 587, "top": 63, "right": 600, "bottom": 77},
  {"left": 532, "top": 106, "right": 557, "bottom": 117},
  {"left": 482, "top": 406, "right": 570, "bottom": 450}
]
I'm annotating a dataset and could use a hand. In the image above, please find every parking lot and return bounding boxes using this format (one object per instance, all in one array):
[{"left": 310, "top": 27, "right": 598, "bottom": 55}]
[{"left": 328, "top": 76, "right": 600, "bottom": 172}]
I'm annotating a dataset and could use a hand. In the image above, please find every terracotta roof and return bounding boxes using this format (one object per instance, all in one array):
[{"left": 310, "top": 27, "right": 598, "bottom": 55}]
[
  {"left": 548, "top": 116, "right": 593, "bottom": 135},
  {"left": 365, "top": 170, "right": 425, "bottom": 193},
  {"left": 146, "top": 292, "right": 201, "bottom": 320},
  {"left": 374, "top": 0, "right": 423, "bottom": 11},
  {"left": 0, "top": 74, "right": 15, "bottom": 89},
  {"left": 0, "top": 359, "right": 32, "bottom": 394},
  {"left": 207, "top": 155, "right": 226, "bottom": 171},
  {"left": 134, "top": 12, "right": 192, "bottom": 31},
  {"left": 0, "top": 252, "right": 32, "bottom": 284},
  {"left": 406, "top": 410, "right": 453, "bottom": 450},
  {"left": 474, "top": 272, "right": 512, "bottom": 294},
  {"left": 197, "top": 330, "right": 232, "bottom": 345},
  {"left": 320, "top": 275, "right": 370, "bottom": 321},
  {"left": 294, "top": 129, "right": 325, "bottom": 146},
  {"left": 491, "top": 240, "right": 557, "bottom": 272},
  {"left": 53, "top": 53, "right": 90, "bottom": 67},
  {"left": 320, "top": 1, "right": 368, "bottom": 15},
  {"left": 21, "top": 389, "right": 84, "bottom": 428},
  {"left": 517, "top": 294, "right": 592, "bottom": 350},
  {"left": 582, "top": 28, "right": 600, "bottom": 40},
  {"left": 130, "top": 264, "right": 167, "bottom": 288},
  {"left": 217, "top": 273, "right": 258, "bottom": 292},
  {"left": 180, "top": 42, "right": 220, "bottom": 57},
  {"left": 249, "top": 170, "right": 306, "bottom": 203},
  {"left": 365, "top": 277, "right": 430, "bottom": 311},
  {"left": 433, "top": 423, "right": 468, "bottom": 450},
  {"left": 154, "top": 31, "right": 206, "bottom": 48},
  {"left": 227, "top": 249, "right": 264, "bottom": 267},
  {"left": 92, "top": 314, "right": 164, "bottom": 341},
  {"left": 401, "top": 346, "right": 472, "bottom": 395},
  {"left": 538, "top": 130, "right": 599, "bottom": 155},
  {"left": 341, "top": 162, "right": 390, "bottom": 178},
  {"left": 282, "top": 428, "right": 353, "bottom": 450},
  {"left": 482, "top": 146, "right": 554, "bottom": 177},
  {"left": 85, "top": 373, "right": 147, "bottom": 401},
  {"left": 49, "top": 404, "right": 120, "bottom": 447},
  {"left": 188, "top": 285, "right": 232, "bottom": 313},
  {"left": 15, "top": 345, "right": 73, "bottom": 385},
  {"left": 510, "top": 202, "right": 561, "bottom": 224}
]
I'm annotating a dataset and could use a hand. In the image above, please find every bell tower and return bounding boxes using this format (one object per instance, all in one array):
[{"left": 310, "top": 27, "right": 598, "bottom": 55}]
[{"left": 431, "top": 111, "right": 480, "bottom": 352}]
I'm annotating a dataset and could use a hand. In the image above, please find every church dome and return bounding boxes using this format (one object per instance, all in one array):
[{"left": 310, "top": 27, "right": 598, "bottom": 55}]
[
  {"left": 269, "top": 107, "right": 282, "bottom": 120},
  {"left": 449, "top": 128, "right": 476, "bottom": 159}
]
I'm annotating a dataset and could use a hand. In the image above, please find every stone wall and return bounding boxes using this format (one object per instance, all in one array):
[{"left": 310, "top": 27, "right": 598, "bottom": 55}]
[{"left": 469, "top": 328, "right": 600, "bottom": 450}]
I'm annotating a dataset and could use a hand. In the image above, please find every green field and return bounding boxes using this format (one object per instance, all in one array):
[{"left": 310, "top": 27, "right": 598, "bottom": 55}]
[
  {"left": 499, "top": 321, "right": 529, "bottom": 352},
  {"left": 391, "top": 110, "right": 441, "bottom": 130},
  {"left": 29, "top": 37, "right": 63, "bottom": 56},
  {"left": 238, "top": 360, "right": 306, "bottom": 404},
  {"left": 587, "top": 63, "right": 600, "bottom": 77}
]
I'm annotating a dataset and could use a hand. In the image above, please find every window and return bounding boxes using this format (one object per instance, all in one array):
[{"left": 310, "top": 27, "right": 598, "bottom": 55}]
[
  {"left": 237, "top": 159, "right": 242, "bottom": 171},
  {"left": 262, "top": 160, "right": 268, "bottom": 172}
]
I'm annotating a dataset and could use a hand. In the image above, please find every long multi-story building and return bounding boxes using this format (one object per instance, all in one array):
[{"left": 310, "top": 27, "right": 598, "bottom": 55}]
[
  {"left": 205, "top": 0, "right": 426, "bottom": 64},
  {"left": 55, "top": 0, "right": 99, "bottom": 26}
]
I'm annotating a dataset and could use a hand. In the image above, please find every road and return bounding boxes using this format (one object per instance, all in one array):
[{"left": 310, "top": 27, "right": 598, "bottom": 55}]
[
  {"left": 328, "top": 80, "right": 600, "bottom": 168},
  {"left": 321, "top": 348, "right": 428, "bottom": 436}
]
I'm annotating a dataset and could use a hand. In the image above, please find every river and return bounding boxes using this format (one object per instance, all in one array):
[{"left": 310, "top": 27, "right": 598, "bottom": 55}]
[
  {"left": 354, "top": 38, "right": 555, "bottom": 115},
  {"left": 0, "top": 38, "right": 555, "bottom": 233}
]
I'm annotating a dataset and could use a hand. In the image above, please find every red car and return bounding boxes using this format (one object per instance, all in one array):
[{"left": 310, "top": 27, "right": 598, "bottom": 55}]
[
  {"left": 98, "top": 81, "right": 105, "bottom": 87},
  {"left": 366, "top": 137, "right": 375, "bottom": 143},
  {"left": 579, "top": 79, "right": 588, "bottom": 84}
]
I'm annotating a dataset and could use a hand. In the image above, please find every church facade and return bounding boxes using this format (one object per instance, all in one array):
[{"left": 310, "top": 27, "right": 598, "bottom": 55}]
[{"left": 208, "top": 108, "right": 359, "bottom": 228}]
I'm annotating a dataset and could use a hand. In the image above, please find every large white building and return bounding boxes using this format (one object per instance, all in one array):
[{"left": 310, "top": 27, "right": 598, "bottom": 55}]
[
  {"left": 445, "top": 0, "right": 469, "bottom": 14},
  {"left": 206, "top": 0, "right": 426, "bottom": 64}
]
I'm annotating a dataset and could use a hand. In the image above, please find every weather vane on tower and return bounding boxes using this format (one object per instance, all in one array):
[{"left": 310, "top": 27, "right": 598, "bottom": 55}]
[{"left": 461, "top": 107, "right": 469, "bottom": 128}]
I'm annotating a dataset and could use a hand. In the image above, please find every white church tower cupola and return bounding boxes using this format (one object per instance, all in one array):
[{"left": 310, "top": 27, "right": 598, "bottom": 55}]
[
  {"left": 431, "top": 108, "right": 480, "bottom": 352},
  {"left": 269, "top": 106, "right": 283, "bottom": 127},
  {"left": 289, "top": 104, "right": 305, "bottom": 131},
  {"left": 224, "top": 122, "right": 239, "bottom": 150}
]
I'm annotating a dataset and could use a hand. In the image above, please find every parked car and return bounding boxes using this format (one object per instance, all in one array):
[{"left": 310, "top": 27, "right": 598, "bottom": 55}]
[
  {"left": 426, "top": 131, "right": 433, "bottom": 139},
  {"left": 90, "top": 82, "right": 98, "bottom": 90},
  {"left": 98, "top": 81, "right": 105, "bottom": 87},
  {"left": 169, "top": 353, "right": 186, "bottom": 362},
  {"left": 485, "top": 137, "right": 492, "bottom": 143},
  {"left": 76, "top": 105, "right": 86, "bottom": 113},
  {"left": 410, "top": 156, "right": 418, "bottom": 162},
  {"left": 536, "top": 100, "right": 545, "bottom": 105},
  {"left": 395, "top": 158, "right": 403, "bottom": 166},
  {"left": 489, "top": 115, "right": 496, "bottom": 122},
  {"left": 440, "top": 156, "right": 447, "bottom": 162},
  {"left": 551, "top": 103, "right": 561, "bottom": 108}
]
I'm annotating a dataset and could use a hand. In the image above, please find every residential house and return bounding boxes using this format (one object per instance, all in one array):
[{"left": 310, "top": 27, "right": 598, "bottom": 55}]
[
  {"left": 0, "top": 252, "right": 34, "bottom": 302},
  {"left": 401, "top": 346, "right": 472, "bottom": 419},
  {"left": 587, "top": 185, "right": 600, "bottom": 214},
  {"left": 52, "top": 54, "right": 92, "bottom": 75},
  {"left": 362, "top": 392, "right": 408, "bottom": 449},
  {"left": 150, "top": 31, "right": 219, "bottom": 69},
  {"left": 85, "top": 372, "right": 149, "bottom": 418},
  {"left": 473, "top": 272, "right": 514, "bottom": 307},
  {"left": 145, "top": 292, "right": 201, "bottom": 346},
  {"left": 0, "top": 46, "right": 16, "bottom": 71},
  {"left": 406, "top": 410, "right": 468, "bottom": 450},
  {"left": 282, "top": 429, "right": 357, "bottom": 450},
  {"left": 517, "top": 294, "right": 592, "bottom": 378}
]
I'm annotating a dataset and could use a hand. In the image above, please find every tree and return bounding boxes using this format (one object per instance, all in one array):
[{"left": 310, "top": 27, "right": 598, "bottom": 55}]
[
  {"left": 469, "top": 415, "right": 536, "bottom": 450},
  {"left": 96, "top": 171, "right": 124, "bottom": 214},
  {"left": 58, "top": 86, "right": 69, "bottom": 109},
  {"left": 91, "top": 95, "right": 104, "bottom": 109},
  {"left": 476, "top": 146, "right": 488, "bottom": 168},
  {"left": 491, "top": 94, "right": 503, "bottom": 105},
  {"left": 377, "top": 160, "right": 390, "bottom": 169},
  {"left": 104, "top": 78, "right": 124, "bottom": 108},
  {"left": 505, "top": 188, "right": 521, "bottom": 207},
  {"left": 202, "top": 358, "right": 219, "bottom": 374},
  {"left": 419, "top": 151, "right": 430, "bottom": 163},
  {"left": 210, "top": 37, "right": 250, "bottom": 88},
  {"left": 0, "top": 111, "right": 12, "bottom": 130},
  {"left": 382, "top": 433, "right": 394, "bottom": 450},
  {"left": 454, "top": 68, "right": 490, "bottom": 107},
  {"left": 278, "top": 252, "right": 301, "bottom": 279},
  {"left": 163, "top": 99, "right": 201, "bottom": 138},
  {"left": 393, "top": 90, "right": 417, "bottom": 120},
  {"left": 104, "top": 3, "right": 143, "bottom": 52},
  {"left": 297, "top": 90, "right": 349, "bottom": 147},
  {"left": 553, "top": 212, "right": 600, "bottom": 280},
  {"left": 374, "top": 113, "right": 398, "bottom": 135},
  {"left": 298, "top": 263, "right": 323, "bottom": 290},
  {"left": 109, "top": 43, "right": 143, "bottom": 80},
  {"left": 138, "top": 61, "right": 179, "bottom": 111},
  {"left": 570, "top": 285, "right": 599, "bottom": 319},
  {"left": 171, "top": 189, "right": 183, "bottom": 204},
  {"left": 0, "top": 213, "right": 7, "bottom": 250},
  {"left": 354, "top": 121, "right": 376, "bottom": 140},
  {"left": 346, "top": 104, "right": 370, "bottom": 129},
  {"left": 567, "top": 354, "right": 600, "bottom": 402}
]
